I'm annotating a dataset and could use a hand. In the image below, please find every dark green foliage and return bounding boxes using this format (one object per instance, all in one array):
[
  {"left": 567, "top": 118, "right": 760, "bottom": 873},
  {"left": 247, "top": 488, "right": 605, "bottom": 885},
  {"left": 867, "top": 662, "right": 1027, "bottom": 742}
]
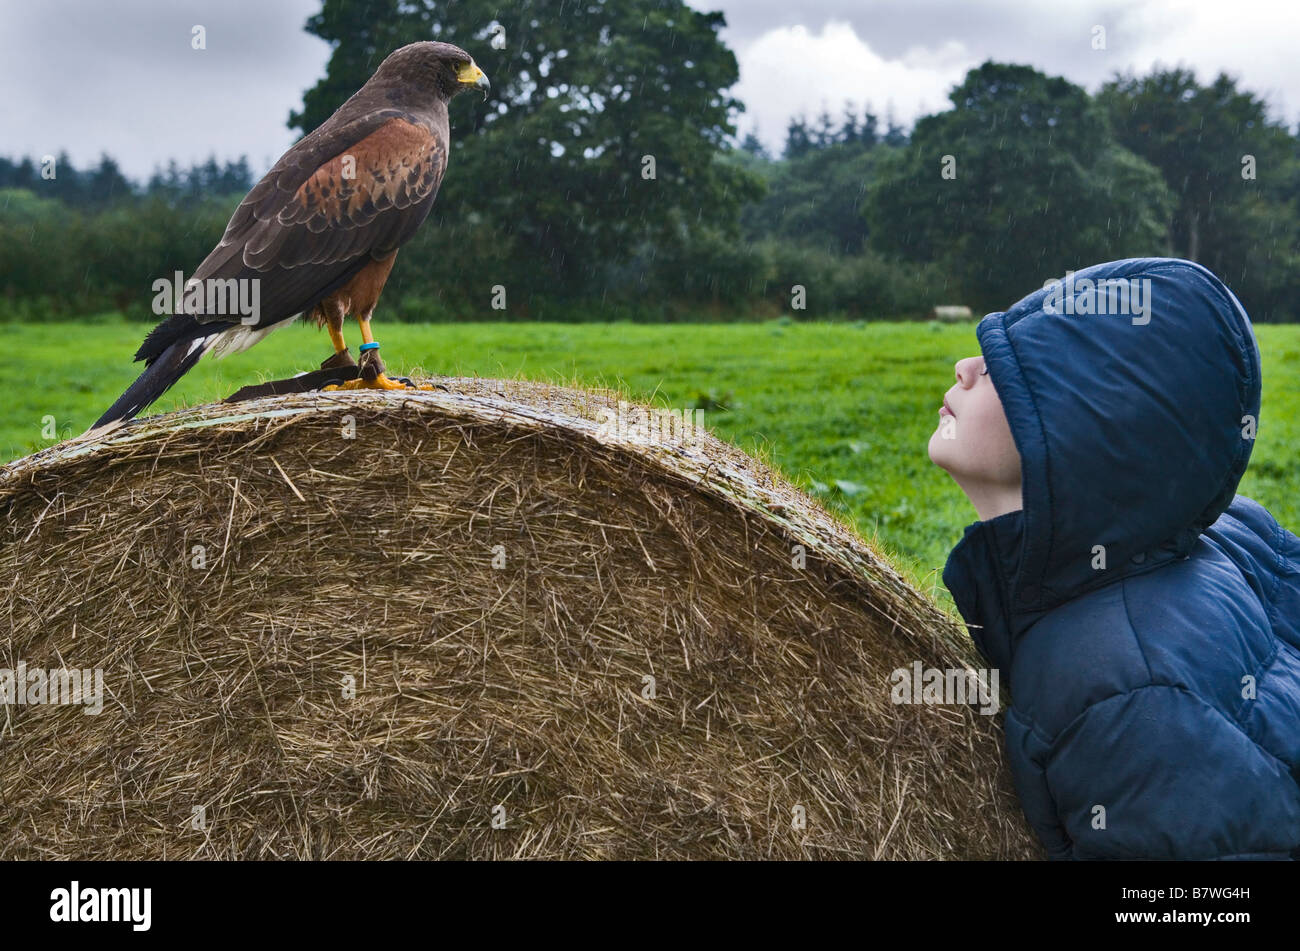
[
  {"left": 866, "top": 62, "right": 1176, "bottom": 311},
  {"left": 0, "top": 154, "right": 133, "bottom": 208},
  {"left": 743, "top": 143, "right": 890, "bottom": 255},
  {"left": 0, "top": 182, "right": 246, "bottom": 317},
  {"left": 783, "top": 104, "right": 882, "bottom": 159},
  {"left": 1099, "top": 67, "right": 1300, "bottom": 320}
]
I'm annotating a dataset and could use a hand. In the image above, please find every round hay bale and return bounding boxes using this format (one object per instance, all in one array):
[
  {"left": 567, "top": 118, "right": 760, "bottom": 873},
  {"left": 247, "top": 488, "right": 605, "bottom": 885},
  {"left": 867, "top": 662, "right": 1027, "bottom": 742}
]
[{"left": 0, "top": 377, "right": 1041, "bottom": 859}]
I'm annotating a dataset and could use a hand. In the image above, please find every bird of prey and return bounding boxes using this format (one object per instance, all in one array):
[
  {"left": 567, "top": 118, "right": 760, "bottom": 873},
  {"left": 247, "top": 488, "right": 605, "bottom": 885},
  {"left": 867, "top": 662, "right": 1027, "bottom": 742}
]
[{"left": 92, "top": 41, "right": 490, "bottom": 429}]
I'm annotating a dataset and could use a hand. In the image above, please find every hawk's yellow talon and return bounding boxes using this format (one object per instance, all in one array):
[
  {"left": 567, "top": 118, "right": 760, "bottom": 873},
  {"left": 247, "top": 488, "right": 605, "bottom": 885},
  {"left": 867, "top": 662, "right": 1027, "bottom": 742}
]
[{"left": 322, "top": 374, "right": 430, "bottom": 391}]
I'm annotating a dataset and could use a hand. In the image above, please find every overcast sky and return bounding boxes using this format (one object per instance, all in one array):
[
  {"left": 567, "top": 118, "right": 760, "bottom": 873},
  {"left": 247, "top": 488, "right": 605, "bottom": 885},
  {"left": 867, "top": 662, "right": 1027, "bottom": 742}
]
[{"left": 3, "top": 0, "right": 1298, "bottom": 180}]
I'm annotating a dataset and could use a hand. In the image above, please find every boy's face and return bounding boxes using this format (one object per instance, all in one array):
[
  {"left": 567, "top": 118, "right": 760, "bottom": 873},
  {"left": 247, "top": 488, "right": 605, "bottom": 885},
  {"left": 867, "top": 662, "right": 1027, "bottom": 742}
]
[{"left": 929, "top": 355, "right": 1022, "bottom": 513}]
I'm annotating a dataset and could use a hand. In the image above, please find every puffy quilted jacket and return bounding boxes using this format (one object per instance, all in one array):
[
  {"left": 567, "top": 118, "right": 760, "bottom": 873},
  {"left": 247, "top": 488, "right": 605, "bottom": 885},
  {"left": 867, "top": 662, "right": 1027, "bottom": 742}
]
[{"left": 942, "top": 257, "right": 1300, "bottom": 859}]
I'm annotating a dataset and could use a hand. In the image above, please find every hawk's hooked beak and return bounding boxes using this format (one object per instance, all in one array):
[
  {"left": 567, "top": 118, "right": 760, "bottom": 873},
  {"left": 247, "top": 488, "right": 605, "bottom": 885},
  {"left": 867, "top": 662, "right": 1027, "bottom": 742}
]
[{"left": 456, "top": 60, "right": 491, "bottom": 99}]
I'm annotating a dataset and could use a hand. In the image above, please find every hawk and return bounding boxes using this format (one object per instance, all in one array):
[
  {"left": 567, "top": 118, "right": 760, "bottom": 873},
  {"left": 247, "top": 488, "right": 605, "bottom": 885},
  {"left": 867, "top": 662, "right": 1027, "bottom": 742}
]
[{"left": 92, "top": 41, "right": 489, "bottom": 429}]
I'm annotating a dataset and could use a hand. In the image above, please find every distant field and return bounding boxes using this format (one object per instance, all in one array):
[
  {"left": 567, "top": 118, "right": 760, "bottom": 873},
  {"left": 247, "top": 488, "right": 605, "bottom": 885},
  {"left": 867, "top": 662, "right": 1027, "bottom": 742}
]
[{"left": 6, "top": 316, "right": 1299, "bottom": 611}]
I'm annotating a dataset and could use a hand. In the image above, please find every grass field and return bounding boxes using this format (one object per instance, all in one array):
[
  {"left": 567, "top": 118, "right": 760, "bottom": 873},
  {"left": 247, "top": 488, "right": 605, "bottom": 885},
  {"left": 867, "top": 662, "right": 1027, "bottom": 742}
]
[{"left": 7, "top": 315, "right": 1299, "bottom": 612}]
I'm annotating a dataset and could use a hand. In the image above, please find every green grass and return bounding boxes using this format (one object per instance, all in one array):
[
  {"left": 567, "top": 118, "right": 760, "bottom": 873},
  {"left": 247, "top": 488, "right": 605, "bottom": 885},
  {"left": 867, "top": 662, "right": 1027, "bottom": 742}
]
[{"left": 7, "top": 315, "right": 1299, "bottom": 613}]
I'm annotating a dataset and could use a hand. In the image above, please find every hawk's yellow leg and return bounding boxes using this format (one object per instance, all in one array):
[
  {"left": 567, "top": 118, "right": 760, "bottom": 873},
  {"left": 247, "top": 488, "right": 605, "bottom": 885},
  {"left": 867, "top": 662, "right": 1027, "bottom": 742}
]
[{"left": 323, "top": 317, "right": 432, "bottom": 391}]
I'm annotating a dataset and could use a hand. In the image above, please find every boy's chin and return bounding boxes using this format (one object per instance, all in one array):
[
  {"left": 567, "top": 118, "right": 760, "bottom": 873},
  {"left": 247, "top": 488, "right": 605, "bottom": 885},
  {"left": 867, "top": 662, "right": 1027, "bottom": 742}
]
[{"left": 927, "top": 431, "right": 953, "bottom": 469}]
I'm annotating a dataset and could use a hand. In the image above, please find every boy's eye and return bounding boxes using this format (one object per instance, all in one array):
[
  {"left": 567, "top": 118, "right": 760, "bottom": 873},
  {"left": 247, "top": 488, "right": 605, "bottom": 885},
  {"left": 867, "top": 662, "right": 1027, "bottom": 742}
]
[{"left": 980, "top": 367, "right": 989, "bottom": 376}]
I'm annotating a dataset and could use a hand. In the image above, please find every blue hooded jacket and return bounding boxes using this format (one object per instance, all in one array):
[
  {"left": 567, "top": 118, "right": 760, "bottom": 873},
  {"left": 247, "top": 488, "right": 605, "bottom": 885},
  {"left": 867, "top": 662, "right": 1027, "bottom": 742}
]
[{"left": 942, "top": 257, "right": 1300, "bottom": 860}]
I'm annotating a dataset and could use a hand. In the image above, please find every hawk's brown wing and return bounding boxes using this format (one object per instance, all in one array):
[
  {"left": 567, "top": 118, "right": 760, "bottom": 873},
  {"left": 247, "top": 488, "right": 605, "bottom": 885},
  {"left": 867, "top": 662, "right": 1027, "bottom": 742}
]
[{"left": 187, "top": 111, "right": 448, "bottom": 326}]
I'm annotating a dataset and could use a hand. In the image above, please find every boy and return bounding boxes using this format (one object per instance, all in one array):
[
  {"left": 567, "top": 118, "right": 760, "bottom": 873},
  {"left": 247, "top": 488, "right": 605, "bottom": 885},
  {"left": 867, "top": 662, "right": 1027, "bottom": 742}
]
[{"left": 930, "top": 257, "right": 1300, "bottom": 860}]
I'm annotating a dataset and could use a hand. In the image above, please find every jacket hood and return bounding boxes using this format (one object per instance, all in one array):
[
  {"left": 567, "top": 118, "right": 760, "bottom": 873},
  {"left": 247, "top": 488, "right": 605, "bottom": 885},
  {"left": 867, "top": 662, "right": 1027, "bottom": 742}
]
[{"left": 942, "top": 258, "right": 1261, "bottom": 672}]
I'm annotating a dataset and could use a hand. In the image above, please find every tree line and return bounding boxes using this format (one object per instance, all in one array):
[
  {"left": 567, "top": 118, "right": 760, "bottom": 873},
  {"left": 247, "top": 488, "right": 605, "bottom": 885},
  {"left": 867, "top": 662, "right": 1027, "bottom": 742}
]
[{"left": 2, "top": 0, "right": 1299, "bottom": 322}]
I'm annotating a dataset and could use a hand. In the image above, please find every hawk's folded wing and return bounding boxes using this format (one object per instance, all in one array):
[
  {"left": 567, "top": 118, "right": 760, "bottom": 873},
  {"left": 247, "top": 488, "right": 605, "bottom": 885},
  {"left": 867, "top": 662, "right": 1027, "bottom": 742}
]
[{"left": 185, "top": 112, "right": 447, "bottom": 326}]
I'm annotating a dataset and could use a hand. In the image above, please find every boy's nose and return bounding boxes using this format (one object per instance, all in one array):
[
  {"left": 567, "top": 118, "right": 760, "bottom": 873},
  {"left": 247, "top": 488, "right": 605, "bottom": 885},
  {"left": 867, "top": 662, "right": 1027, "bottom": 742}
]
[{"left": 955, "top": 356, "right": 984, "bottom": 386}]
